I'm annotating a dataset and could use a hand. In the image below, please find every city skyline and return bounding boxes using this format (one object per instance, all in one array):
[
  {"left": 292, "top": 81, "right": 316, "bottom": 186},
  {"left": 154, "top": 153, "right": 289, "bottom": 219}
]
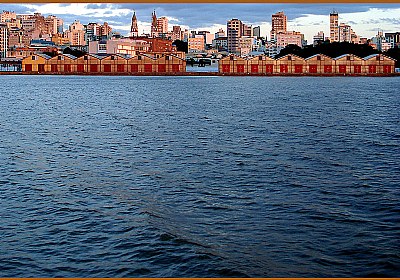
[{"left": 0, "top": 3, "right": 399, "bottom": 42}]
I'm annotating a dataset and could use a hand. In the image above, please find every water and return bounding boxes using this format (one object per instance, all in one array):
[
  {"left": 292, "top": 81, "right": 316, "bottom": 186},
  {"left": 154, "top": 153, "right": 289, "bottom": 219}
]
[{"left": 0, "top": 75, "right": 399, "bottom": 277}]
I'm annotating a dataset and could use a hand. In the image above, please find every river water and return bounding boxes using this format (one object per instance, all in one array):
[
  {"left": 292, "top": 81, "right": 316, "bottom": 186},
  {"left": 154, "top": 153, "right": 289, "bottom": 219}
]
[{"left": 0, "top": 76, "right": 399, "bottom": 277}]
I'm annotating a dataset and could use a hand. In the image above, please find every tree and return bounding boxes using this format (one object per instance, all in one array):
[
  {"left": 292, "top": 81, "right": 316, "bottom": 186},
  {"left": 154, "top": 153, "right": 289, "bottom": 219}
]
[
  {"left": 384, "top": 47, "right": 400, "bottom": 68},
  {"left": 172, "top": 40, "right": 188, "bottom": 53},
  {"left": 275, "top": 42, "right": 379, "bottom": 59},
  {"left": 63, "top": 47, "right": 87, "bottom": 58}
]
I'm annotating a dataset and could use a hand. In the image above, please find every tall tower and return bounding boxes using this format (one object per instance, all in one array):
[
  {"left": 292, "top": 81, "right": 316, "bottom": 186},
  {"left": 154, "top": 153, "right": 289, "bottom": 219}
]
[
  {"left": 130, "top": 10, "right": 138, "bottom": 37},
  {"left": 227, "top": 18, "right": 243, "bottom": 54},
  {"left": 330, "top": 10, "right": 339, "bottom": 42},
  {"left": 151, "top": 10, "right": 158, "bottom": 38},
  {"left": 270, "top": 11, "right": 287, "bottom": 43}
]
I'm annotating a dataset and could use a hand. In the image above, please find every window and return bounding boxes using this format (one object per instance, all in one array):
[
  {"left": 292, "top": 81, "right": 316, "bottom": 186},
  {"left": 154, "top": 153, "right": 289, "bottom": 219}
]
[
  {"left": 259, "top": 56, "right": 263, "bottom": 61},
  {"left": 84, "top": 56, "right": 88, "bottom": 60},
  {"left": 347, "top": 56, "right": 351, "bottom": 61},
  {"left": 288, "top": 56, "right": 292, "bottom": 60},
  {"left": 111, "top": 56, "right": 115, "bottom": 60},
  {"left": 166, "top": 56, "right": 169, "bottom": 60},
  {"left": 138, "top": 55, "right": 141, "bottom": 60},
  {"left": 317, "top": 55, "right": 321, "bottom": 61},
  {"left": 32, "top": 56, "right": 36, "bottom": 60}
]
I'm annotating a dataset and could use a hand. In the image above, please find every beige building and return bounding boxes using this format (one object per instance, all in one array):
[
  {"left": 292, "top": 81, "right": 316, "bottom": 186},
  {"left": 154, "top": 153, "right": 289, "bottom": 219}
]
[
  {"left": 89, "top": 39, "right": 151, "bottom": 56},
  {"left": 157, "top": 17, "right": 168, "bottom": 34},
  {"left": 276, "top": 31, "right": 304, "bottom": 49},
  {"left": 227, "top": 18, "right": 243, "bottom": 54},
  {"left": 305, "top": 54, "right": 335, "bottom": 74},
  {"left": 334, "top": 54, "right": 363, "bottom": 74},
  {"left": 1, "top": 11, "right": 17, "bottom": 22},
  {"left": 330, "top": 11, "right": 339, "bottom": 42},
  {"left": 271, "top": 11, "right": 287, "bottom": 42},
  {"left": 188, "top": 36, "right": 205, "bottom": 53},
  {"left": 65, "top": 20, "right": 86, "bottom": 46}
]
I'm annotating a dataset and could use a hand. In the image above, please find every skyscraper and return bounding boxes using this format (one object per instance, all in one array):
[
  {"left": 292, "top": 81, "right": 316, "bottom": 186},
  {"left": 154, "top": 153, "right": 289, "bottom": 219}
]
[
  {"left": 330, "top": 11, "right": 339, "bottom": 42},
  {"left": 227, "top": 18, "right": 242, "bottom": 54},
  {"left": 271, "top": 11, "right": 287, "bottom": 40},
  {"left": 157, "top": 17, "right": 168, "bottom": 34}
]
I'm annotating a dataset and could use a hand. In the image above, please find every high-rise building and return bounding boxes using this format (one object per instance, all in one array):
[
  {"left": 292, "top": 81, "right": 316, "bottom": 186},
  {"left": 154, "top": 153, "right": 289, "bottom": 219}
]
[
  {"left": 313, "top": 31, "right": 325, "bottom": 46},
  {"left": 227, "top": 18, "right": 243, "bottom": 54},
  {"left": 157, "top": 16, "right": 168, "bottom": 34},
  {"left": 330, "top": 11, "right": 339, "bottom": 42},
  {"left": 1, "top": 11, "right": 16, "bottom": 22},
  {"left": 44, "top": 15, "right": 58, "bottom": 35},
  {"left": 100, "top": 22, "right": 112, "bottom": 38},
  {"left": 171, "top": 25, "right": 183, "bottom": 41},
  {"left": 215, "top": 28, "right": 225, "bottom": 39},
  {"left": 271, "top": 11, "right": 287, "bottom": 42},
  {"left": 65, "top": 20, "right": 86, "bottom": 46},
  {"left": 197, "top": 30, "right": 214, "bottom": 45},
  {"left": 130, "top": 11, "right": 138, "bottom": 37},
  {"left": 385, "top": 32, "right": 400, "bottom": 48},
  {"left": 253, "top": 26, "right": 261, "bottom": 38},
  {"left": 0, "top": 23, "right": 8, "bottom": 58},
  {"left": 242, "top": 24, "right": 253, "bottom": 37}
]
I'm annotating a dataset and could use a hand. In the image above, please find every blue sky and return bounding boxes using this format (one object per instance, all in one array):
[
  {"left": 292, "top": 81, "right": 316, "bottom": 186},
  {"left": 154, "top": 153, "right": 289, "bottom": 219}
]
[{"left": 1, "top": 3, "right": 399, "bottom": 42}]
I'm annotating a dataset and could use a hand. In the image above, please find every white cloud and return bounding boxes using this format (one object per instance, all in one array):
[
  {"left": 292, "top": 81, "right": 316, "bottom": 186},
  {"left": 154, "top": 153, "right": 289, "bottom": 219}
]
[
  {"left": 21, "top": 3, "right": 132, "bottom": 18},
  {"left": 287, "top": 7, "right": 400, "bottom": 43}
]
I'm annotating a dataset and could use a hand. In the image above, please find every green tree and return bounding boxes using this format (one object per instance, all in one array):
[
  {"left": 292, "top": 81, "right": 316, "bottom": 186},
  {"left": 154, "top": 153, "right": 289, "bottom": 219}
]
[{"left": 172, "top": 40, "right": 188, "bottom": 53}]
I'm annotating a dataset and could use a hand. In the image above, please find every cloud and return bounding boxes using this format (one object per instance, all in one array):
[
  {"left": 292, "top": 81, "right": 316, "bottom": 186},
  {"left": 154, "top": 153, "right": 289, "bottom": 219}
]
[{"left": 1, "top": 3, "right": 399, "bottom": 40}]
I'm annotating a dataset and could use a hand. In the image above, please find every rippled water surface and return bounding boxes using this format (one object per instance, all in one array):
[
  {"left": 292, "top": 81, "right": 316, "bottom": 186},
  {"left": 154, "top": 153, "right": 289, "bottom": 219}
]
[{"left": 0, "top": 76, "right": 399, "bottom": 277}]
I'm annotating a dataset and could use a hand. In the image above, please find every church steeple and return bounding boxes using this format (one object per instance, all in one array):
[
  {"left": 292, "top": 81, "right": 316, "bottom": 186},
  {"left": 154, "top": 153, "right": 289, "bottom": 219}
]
[
  {"left": 151, "top": 10, "right": 158, "bottom": 38},
  {"left": 130, "top": 10, "right": 138, "bottom": 37}
]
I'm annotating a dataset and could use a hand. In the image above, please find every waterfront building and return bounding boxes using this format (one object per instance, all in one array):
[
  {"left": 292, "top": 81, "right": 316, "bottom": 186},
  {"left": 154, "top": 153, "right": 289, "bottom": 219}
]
[
  {"left": 334, "top": 54, "right": 363, "bottom": 74},
  {"left": 217, "top": 53, "right": 396, "bottom": 75},
  {"left": 47, "top": 53, "right": 77, "bottom": 72},
  {"left": 363, "top": 54, "right": 396, "bottom": 74},
  {"left": 330, "top": 11, "right": 339, "bottom": 42},
  {"left": 247, "top": 55, "right": 275, "bottom": 74},
  {"left": 219, "top": 54, "right": 248, "bottom": 73},
  {"left": 276, "top": 54, "right": 306, "bottom": 73},
  {"left": 21, "top": 53, "right": 51, "bottom": 71},
  {"left": 305, "top": 54, "right": 335, "bottom": 74},
  {"left": 22, "top": 52, "right": 186, "bottom": 73}
]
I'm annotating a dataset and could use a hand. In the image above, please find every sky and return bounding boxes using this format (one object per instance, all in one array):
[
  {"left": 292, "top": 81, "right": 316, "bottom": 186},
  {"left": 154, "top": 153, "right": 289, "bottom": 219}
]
[{"left": 1, "top": 3, "right": 400, "bottom": 42}]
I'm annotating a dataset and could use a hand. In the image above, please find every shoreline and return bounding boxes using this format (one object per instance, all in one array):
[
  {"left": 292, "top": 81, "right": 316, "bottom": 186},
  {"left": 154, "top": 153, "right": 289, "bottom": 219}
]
[{"left": 1, "top": 71, "right": 399, "bottom": 77}]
